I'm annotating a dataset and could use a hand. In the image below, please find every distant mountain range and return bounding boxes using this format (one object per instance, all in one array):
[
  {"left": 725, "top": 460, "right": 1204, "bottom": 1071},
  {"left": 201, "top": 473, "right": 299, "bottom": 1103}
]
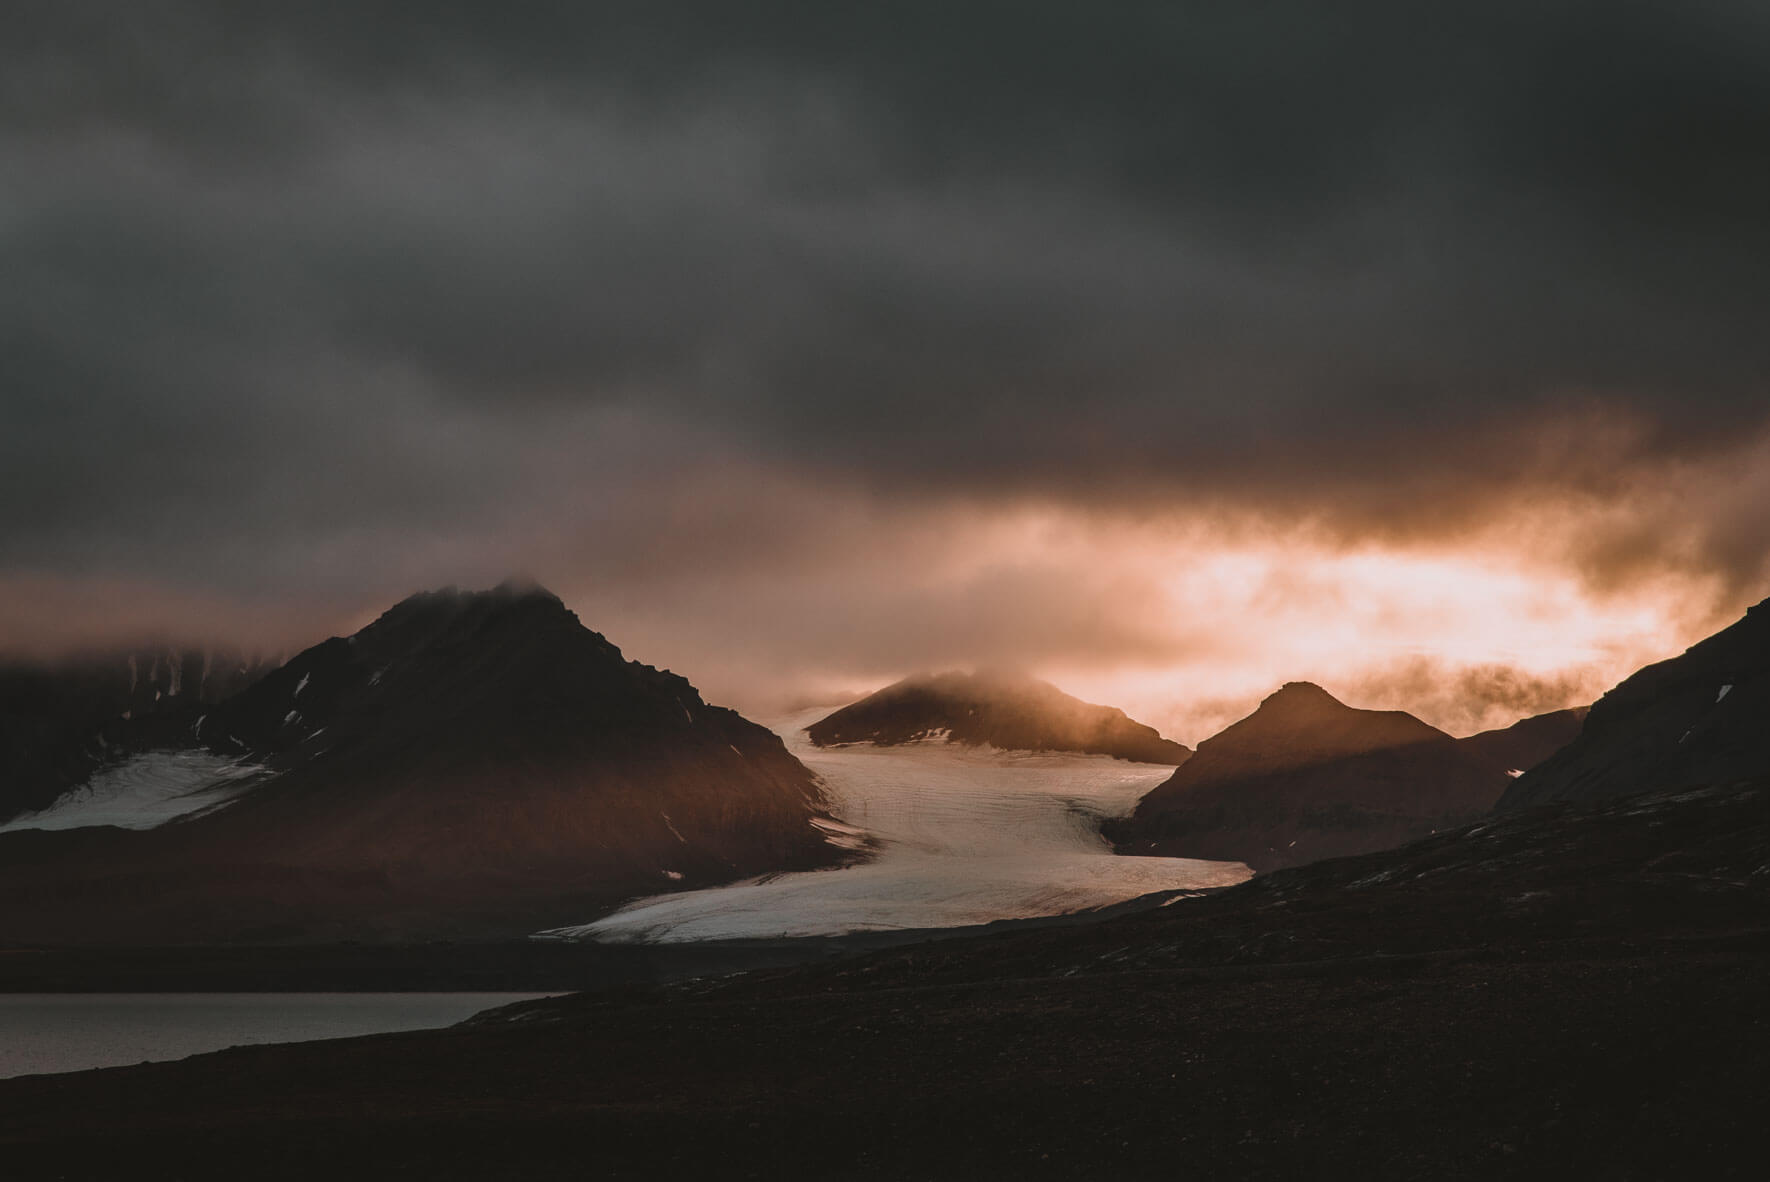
[
  {"left": 0, "top": 582, "right": 844, "bottom": 943},
  {"left": 1107, "top": 682, "right": 1580, "bottom": 871},
  {"left": 809, "top": 670, "right": 1190, "bottom": 764},
  {"left": 1112, "top": 593, "right": 1770, "bottom": 871}
]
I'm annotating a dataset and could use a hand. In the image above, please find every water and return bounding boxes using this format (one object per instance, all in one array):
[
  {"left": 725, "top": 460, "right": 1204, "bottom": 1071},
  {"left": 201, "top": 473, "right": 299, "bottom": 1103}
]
[
  {"left": 0, "top": 992, "right": 552, "bottom": 1079},
  {"left": 544, "top": 708, "right": 1251, "bottom": 943}
]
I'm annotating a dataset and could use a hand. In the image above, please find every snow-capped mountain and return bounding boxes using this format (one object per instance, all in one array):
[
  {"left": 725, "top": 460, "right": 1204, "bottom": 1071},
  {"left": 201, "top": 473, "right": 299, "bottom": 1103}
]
[
  {"left": 809, "top": 670, "right": 1191, "bottom": 764},
  {"left": 0, "top": 582, "right": 844, "bottom": 943}
]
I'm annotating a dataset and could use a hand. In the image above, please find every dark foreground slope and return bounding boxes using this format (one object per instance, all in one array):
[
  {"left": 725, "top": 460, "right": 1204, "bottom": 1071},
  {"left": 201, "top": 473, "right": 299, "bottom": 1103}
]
[
  {"left": 0, "top": 583, "right": 840, "bottom": 943},
  {"left": 810, "top": 670, "right": 1190, "bottom": 763},
  {"left": 2, "top": 777, "right": 1764, "bottom": 1180},
  {"left": 1500, "top": 594, "right": 1770, "bottom": 811},
  {"left": 1109, "top": 682, "right": 1509, "bottom": 870}
]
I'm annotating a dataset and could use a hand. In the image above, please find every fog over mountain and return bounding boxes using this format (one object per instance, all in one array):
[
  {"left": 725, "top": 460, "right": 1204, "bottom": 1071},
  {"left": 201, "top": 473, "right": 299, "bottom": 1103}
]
[
  {"left": 6, "top": 3, "right": 1770, "bottom": 736},
  {"left": 809, "top": 671, "right": 1189, "bottom": 763}
]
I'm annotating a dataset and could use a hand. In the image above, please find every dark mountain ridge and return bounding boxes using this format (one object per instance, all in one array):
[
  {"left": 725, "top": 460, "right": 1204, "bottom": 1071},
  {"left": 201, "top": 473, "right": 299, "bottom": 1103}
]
[
  {"left": 809, "top": 670, "right": 1190, "bottom": 764},
  {"left": 1108, "top": 681, "right": 1512, "bottom": 870},
  {"left": 1500, "top": 594, "right": 1770, "bottom": 810},
  {"left": 1457, "top": 704, "right": 1588, "bottom": 776},
  {"left": 0, "top": 582, "right": 843, "bottom": 943}
]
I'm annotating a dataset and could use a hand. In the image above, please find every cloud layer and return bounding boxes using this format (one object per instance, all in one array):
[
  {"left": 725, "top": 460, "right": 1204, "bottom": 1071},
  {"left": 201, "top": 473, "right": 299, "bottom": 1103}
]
[{"left": 5, "top": 3, "right": 1769, "bottom": 734}]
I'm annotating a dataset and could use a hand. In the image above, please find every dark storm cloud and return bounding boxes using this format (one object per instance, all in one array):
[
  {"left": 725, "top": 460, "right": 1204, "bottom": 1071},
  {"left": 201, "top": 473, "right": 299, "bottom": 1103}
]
[{"left": 4, "top": 1, "right": 1770, "bottom": 641}]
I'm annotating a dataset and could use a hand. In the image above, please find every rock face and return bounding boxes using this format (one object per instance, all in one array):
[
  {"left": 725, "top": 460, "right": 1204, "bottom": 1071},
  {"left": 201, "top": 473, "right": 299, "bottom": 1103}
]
[
  {"left": 0, "top": 582, "right": 841, "bottom": 943},
  {"left": 1498, "top": 595, "right": 1770, "bottom": 811},
  {"left": 1457, "top": 706, "right": 1588, "bottom": 777},
  {"left": 1108, "top": 682, "right": 1509, "bottom": 871},
  {"left": 808, "top": 671, "right": 1190, "bottom": 764}
]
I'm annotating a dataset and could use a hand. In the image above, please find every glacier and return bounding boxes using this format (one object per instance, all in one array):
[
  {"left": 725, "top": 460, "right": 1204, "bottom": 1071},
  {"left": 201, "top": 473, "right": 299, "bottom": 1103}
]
[{"left": 542, "top": 707, "right": 1249, "bottom": 943}]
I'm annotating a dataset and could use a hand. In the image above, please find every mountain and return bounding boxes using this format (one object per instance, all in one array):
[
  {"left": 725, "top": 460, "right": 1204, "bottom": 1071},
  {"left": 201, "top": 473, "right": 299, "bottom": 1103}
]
[
  {"left": 0, "top": 582, "right": 843, "bottom": 942},
  {"left": 1499, "top": 594, "right": 1770, "bottom": 811},
  {"left": 0, "top": 647, "right": 278, "bottom": 822},
  {"left": 1457, "top": 705, "right": 1588, "bottom": 776},
  {"left": 1107, "top": 681, "right": 1509, "bottom": 870},
  {"left": 807, "top": 670, "right": 1190, "bottom": 764}
]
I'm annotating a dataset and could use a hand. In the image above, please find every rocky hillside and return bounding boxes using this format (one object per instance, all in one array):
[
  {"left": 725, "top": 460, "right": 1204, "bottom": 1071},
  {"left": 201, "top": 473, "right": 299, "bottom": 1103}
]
[
  {"left": 0, "top": 582, "right": 843, "bottom": 942},
  {"left": 0, "top": 647, "right": 277, "bottom": 821},
  {"left": 1499, "top": 594, "right": 1770, "bottom": 810},
  {"left": 1108, "top": 682, "right": 1509, "bottom": 870},
  {"left": 808, "top": 671, "right": 1190, "bottom": 764}
]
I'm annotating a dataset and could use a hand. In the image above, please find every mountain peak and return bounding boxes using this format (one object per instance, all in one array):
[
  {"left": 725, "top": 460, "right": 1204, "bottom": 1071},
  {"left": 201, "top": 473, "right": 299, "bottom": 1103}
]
[
  {"left": 1113, "top": 682, "right": 1507, "bottom": 870},
  {"left": 386, "top": 579, "right": 564, "bottom": 613},
  {"left": 488, "top": 575, "right": 562, "bottom": 603},
  {"left": 1187, "top": 681, "right": 1449, "bottom": 774},
  {"left": 811, "top": 670, "right": 1189, "bottom": 764},
  {"left": 1258, "top": 681, "right": 1346, "bottom": 713}
]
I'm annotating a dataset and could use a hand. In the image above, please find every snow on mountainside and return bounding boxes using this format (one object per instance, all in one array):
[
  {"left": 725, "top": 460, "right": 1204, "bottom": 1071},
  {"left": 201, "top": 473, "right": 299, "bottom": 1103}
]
[
  {"left": 0, "top": 582, "right": 846, "bottom": 944},
  {"left": 0, "top": 751, "right": 264, "bottom": 833},
  {"left": 0, "top": 648, "right": 279, "bottom": 823}
]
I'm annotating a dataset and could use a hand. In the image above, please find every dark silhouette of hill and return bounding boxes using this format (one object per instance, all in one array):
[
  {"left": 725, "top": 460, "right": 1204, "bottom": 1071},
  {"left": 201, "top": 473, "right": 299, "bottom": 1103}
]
[
  {"left": 1456, "top": 705, "right": 1587, "bottom": 775},
  {"left": 808, "top": 670, "right": 1190, "bottom": 764},
  {"left": 0, "top": 582, "right": 841, "bottom": 942},
  {"left": 1500, "top": 594, "right": 1770, "bottom": 810},
  {"left": 1108, "top": 682, "right": 1509, "bottom": 870}
]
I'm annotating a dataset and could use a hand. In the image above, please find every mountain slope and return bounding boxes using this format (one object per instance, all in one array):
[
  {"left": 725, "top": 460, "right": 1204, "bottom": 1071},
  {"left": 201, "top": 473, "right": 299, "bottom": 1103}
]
[
  {"left": 0, "top": 647, "right": 277, "bottom": 822},
  {"left": 1108, "top": 682, "right": 1509, "bottom": 870},
  {"left": 1499, "top": 594, "right": 1770, "bottom": 810},
  {"left": 808, "top": 671, "right": 1189, "bottom": 764},
  {"left": 1456, "top": 705, "right": 1588, "bottom": 776},
  {"left": 0, "top": 582, "right": 842, "bottom": 943}
]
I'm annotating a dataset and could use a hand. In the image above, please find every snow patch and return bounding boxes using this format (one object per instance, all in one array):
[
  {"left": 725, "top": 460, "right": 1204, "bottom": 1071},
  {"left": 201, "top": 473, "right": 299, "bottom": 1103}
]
[
  {"left": 661, "top": 813, "right": 687, "bottom": 844},
  {"left": 1717, "top": 684, "right": 1733, "bottom": 703},
  {"left": 663, "top": 870, "right": 685, "bottom": 881},
  {"left": 810, "top": 815, "right": 872, "bottom": 852},
  {"left": 283, "top": 710, "right": 300, "bottom": 726},
  {"left": 295, "top": 673, "right": 311, "bottom": 697},
  {"left": 0, "top": 752, "right": 265, "bottom": 833},
  {"left": 1506, "top": 768, "right": 1524, "bottom": 778}
]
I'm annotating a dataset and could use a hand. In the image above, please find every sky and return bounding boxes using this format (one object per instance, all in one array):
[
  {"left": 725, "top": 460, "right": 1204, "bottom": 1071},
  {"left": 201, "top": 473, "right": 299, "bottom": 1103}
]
[{"left": 5, "top": 2, "right": 1770, "bottom": 742}]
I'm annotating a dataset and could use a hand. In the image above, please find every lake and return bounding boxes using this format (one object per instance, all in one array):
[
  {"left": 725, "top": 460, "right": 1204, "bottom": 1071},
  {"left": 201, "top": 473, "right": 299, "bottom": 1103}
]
[{"left": 0, "top": 992, "right": 552, "bottom": 1079}]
